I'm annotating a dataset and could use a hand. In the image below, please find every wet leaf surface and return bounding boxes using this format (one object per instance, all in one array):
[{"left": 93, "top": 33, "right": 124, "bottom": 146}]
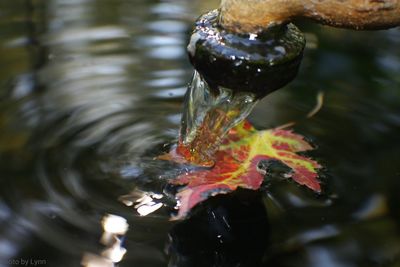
[{"left": 163, "top": 121, "right": 322, "bottom": 219}]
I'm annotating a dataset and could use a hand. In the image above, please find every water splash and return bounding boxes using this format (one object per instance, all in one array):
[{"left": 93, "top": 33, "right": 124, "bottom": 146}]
[{"left": 178, "top": 71, "right": 258, "bottom": 166}]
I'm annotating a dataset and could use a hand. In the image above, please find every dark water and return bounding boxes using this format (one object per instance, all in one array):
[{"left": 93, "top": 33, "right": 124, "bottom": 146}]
[{"left": 0, "top": 0, "right": 400, "bottom": 266}]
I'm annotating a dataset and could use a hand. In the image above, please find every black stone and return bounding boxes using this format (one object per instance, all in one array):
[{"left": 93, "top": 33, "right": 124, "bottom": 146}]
[{"left": 187, "top": 10, "right": 306, "bottom": 99}]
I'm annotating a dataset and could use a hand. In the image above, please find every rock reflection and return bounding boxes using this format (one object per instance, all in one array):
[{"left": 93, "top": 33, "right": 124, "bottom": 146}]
[{"left": 168, "top": 190, "right": 269, "bottom": 267}]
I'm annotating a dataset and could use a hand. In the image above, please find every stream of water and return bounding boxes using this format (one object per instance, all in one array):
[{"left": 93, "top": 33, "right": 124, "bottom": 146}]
[
  {"left": 0, "top": 1, "right": 400, "bottom": 267},
  {"left": 178, "top": 70, "right": 257, "bottom": 166}
]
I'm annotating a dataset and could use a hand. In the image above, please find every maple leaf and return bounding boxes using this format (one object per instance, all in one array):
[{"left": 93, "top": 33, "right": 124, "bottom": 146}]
[{"left": 165, "top": 121, "right": 322, "bottom": 219}]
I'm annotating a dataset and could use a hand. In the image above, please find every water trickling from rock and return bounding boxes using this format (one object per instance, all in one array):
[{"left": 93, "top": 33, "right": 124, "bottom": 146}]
[{"left": 178, "top": 71, "right": 257, "bottom": 166}]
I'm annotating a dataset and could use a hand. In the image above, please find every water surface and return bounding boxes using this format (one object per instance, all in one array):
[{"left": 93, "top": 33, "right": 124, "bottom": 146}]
[{"left": 0, "top": 1, "right": 399, "bottom": 266}]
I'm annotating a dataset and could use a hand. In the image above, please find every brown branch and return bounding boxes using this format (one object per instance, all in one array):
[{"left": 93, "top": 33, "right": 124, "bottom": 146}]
[{"left": 220, "top": 0, "right": 400, "bottom": 33}]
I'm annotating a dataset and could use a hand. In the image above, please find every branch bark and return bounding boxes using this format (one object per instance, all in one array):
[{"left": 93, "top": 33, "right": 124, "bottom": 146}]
[{"left": 220, "top": 0, "right": 400, "bottom": 33}]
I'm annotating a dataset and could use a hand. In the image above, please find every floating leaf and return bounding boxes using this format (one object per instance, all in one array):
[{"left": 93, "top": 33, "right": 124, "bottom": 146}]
[{"left": 164, "top": 121, "right": 321, "bottom": 219}]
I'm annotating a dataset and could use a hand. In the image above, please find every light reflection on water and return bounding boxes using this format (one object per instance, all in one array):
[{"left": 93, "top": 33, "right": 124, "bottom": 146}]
[
  {"left": 82, "top": 214, "right": 128, "bottom": 266},
  {"left": 0, "top": 0, "right": 399, "bottom": 266}
]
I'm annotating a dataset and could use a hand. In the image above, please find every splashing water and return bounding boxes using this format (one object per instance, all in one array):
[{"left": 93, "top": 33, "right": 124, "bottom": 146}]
[{"left": 177, "top": 71, "right": 258, "bottom": 166}]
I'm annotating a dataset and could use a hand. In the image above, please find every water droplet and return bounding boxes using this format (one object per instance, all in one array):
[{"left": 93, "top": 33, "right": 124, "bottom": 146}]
[
  {"left": 249, "top": 33, "right": 258, "bottom": 41},
  {"left": 274, "top": 46, "right": 286, "bottom": 54},
  {"left": 187, "top": 32, "right": 201, "bottom": 56},
  {"left": 234, "top": 60, "right": 243, "bottom": 67}
]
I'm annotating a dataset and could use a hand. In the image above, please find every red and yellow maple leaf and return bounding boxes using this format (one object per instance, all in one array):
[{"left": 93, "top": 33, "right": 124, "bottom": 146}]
[{"left": 164, "top": 121, "right": 322, "bottom": 219}]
